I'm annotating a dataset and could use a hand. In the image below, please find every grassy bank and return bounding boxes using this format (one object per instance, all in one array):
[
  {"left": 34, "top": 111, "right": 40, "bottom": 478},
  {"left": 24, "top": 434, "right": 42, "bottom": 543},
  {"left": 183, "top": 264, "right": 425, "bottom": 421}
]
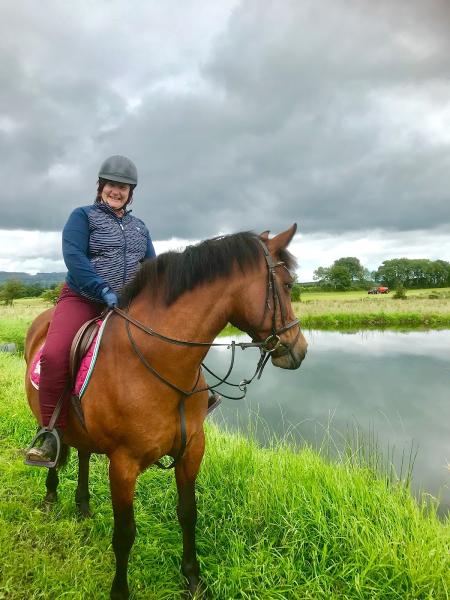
[
  {"left": 295, "top": 287, "right": 450, "bottom": 330},
  {"left": 1, "top": 354, "right": 449, "bottom": 599}
]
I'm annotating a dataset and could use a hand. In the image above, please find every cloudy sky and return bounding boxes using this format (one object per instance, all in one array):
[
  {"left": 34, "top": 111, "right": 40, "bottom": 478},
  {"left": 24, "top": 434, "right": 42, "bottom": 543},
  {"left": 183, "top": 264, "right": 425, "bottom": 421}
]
[{"left": 1, "top": 0, "right": 450, "bottom": 280}]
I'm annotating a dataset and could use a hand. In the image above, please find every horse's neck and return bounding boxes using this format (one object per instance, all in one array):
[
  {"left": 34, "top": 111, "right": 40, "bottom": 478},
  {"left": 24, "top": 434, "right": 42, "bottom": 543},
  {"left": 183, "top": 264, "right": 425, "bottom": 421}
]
[{"left": 131, "top": 277, "right": 236, "bottom": 368}]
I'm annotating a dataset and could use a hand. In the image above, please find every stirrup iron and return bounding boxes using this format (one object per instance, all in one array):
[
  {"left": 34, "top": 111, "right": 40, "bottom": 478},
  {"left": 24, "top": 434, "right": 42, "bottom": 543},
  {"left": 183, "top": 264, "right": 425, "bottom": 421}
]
[{"left": 24, "top": 427, "right": 62, "bottom": 469}]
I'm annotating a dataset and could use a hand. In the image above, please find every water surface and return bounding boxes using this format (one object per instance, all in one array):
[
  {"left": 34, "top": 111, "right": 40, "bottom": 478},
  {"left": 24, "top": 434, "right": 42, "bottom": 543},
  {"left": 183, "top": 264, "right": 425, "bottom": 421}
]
[{"left": 206, "top": 329, "right": 450, "bottom": 515}]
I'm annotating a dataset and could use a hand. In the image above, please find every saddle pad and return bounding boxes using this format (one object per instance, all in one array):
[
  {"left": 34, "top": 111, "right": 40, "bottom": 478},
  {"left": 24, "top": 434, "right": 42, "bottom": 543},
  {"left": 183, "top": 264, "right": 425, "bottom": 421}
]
[{"left": 30, "top": 313, "right": 111, "bottom": 399}]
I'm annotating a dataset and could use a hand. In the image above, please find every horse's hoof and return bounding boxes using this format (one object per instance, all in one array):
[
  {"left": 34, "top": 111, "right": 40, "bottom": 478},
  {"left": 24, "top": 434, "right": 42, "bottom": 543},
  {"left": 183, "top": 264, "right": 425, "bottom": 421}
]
[
  {"left": 77, "top": 502, "right": 92, "bottom": 519},
  {"left": 185, "top": 580, "right": 206, "bottom": 599},
  {"left": 110, "top": 589, "right": 129, "bottom": 600},
  {"left": 110, "top": 579, "right": 129, "bottom": 600},
  {"left": 41, "top": 501, "right": 54, "bottom": 513},
  {"left": 41, "top": 492, "right": 57, "bottom": 511},
  {"left": 44, "top": 491, "right": 57, "bottom": 503}
]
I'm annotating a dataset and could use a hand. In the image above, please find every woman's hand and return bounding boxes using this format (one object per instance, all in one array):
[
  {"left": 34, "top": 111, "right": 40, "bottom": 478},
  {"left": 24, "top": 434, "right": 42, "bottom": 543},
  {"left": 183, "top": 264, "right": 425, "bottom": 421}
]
[{"left": 101, "top": 287, "right": 118, "bottom": 308}]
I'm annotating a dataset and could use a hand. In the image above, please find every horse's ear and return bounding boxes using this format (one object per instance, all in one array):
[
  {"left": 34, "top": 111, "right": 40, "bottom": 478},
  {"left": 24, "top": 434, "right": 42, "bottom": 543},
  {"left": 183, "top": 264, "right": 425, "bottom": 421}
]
[
  {"left": 269, "top": 223, "right": 297, "bottom": 250},
  {"left": 259, "top": 230, "right": 270, "bottom": 241}
]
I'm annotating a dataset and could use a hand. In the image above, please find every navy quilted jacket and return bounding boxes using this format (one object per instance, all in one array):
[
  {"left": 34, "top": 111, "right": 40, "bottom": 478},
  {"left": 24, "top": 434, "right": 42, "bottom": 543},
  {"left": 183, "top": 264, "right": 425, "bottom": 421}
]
[{"left": 63, "top": 203, "right": 156, "bottom": 301}]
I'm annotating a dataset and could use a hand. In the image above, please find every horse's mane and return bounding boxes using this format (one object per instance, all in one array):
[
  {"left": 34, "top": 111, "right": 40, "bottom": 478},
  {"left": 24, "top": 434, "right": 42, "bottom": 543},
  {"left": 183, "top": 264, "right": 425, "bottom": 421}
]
[{"left": 119, "top": 231, "right": 297, "bottom": 307}]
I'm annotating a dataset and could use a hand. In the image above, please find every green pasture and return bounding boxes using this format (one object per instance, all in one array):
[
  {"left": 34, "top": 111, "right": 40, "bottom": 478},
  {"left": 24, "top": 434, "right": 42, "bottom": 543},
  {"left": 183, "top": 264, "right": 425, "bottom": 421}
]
[
  {"left": 295, "top": 287, "right": 450, "bottom": 330},
  {"left": 299, "top": 286, "right": 450, "bottom": 302},
  {"left": 0, "top": 299, "right": 52, "bottom": 352},
  {"left": 0, "top": 353, "right": 449, "bottom": 599}
]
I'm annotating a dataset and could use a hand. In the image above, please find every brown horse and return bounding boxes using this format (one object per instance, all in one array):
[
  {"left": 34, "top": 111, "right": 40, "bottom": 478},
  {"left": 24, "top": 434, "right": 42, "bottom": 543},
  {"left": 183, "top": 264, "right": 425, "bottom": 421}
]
[{"left": 24, "top": 224, "right": 307, "bottom": 599}]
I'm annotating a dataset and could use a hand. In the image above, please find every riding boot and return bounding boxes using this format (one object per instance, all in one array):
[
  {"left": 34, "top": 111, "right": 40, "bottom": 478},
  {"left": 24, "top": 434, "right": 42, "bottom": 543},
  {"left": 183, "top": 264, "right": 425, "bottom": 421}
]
[
  {"left": 26, "top": 428, "right": 62, "bottom": 463},
  {"left": 207, "top": 390, "right": 222, "bottom": 415}
]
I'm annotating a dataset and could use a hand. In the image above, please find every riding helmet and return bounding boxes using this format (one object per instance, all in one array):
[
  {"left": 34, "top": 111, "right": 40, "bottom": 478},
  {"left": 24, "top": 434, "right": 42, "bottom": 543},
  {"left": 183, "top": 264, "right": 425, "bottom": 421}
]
[{"left": 98, "top": 155, "right": 138, "bottom": 186}]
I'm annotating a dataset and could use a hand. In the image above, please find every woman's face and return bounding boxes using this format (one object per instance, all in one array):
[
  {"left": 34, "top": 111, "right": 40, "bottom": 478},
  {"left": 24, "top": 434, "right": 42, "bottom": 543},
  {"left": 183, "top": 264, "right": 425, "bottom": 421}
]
[{"left": 101, "top": 181, "right": 130, "bottom": 211}]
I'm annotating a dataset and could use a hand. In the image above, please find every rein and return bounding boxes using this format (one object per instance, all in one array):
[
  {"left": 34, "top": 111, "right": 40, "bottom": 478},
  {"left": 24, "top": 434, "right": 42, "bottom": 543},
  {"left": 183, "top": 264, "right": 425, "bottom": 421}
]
[{"left": 113, "top": 239, "right": 300, "bottom": 469}]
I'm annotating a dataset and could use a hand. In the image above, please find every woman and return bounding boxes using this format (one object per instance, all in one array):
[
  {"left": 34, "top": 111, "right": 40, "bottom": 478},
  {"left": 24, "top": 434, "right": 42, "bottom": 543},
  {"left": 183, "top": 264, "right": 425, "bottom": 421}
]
[{"left": 26, "top": 155, "right": 156, "bottom": 464}]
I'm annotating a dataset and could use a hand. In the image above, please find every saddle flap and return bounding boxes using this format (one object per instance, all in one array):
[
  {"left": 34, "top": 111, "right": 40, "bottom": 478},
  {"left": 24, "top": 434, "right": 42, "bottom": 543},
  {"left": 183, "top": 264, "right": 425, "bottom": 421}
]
[{"left": 69, "top": 317, "right": 102, "bottom": 384}]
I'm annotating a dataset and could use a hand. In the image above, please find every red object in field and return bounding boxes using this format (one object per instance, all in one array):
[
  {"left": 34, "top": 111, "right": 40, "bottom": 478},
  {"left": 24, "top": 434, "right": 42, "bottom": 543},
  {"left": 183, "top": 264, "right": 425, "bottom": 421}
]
[{"left": 378, "top": 286, "right": 389, "bottom": 293}]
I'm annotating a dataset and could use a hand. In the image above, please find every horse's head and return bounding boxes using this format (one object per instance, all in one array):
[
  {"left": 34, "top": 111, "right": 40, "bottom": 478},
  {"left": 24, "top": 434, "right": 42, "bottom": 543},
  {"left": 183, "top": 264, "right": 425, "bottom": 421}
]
[{"left": 230, "top": 224, "right": 307, "bottom": 370}]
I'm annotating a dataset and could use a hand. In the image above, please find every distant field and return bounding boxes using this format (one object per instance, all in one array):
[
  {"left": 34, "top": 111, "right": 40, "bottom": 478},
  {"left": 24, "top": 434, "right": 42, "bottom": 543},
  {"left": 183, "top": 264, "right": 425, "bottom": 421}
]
[
  {"left": 0, "top": 299, "right": 52, "bottom": 351},
  {"left": 299, "top": 287, "right": 450, "bottom": 301},
  {"left": 293, "top": 287, "right": 450, "bottom": 328}
]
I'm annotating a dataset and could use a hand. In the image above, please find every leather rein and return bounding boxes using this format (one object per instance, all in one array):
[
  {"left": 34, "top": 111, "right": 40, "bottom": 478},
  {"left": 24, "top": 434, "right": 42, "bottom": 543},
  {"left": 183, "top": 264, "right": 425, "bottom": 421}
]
[{"left": 113, "top": 239, "right": 300, "bottom": 468}]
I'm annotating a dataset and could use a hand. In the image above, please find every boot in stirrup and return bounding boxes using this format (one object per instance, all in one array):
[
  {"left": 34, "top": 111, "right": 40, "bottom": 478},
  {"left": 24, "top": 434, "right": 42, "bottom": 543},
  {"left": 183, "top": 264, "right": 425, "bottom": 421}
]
[{"left": 25, "top": 428, "right": 62, "bottom": 468}]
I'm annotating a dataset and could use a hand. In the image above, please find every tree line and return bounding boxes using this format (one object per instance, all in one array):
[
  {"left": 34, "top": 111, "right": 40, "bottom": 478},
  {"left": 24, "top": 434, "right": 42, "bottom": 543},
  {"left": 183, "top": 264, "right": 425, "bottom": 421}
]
[
  {"left": 1, "top": 256, "right": 449, "bottom": 304},
  {"left": 0, "top": 280, "right": 62, "bottom": 306},
  {"left": 313, "top": 257, "right": 450, "bottom": 291}
]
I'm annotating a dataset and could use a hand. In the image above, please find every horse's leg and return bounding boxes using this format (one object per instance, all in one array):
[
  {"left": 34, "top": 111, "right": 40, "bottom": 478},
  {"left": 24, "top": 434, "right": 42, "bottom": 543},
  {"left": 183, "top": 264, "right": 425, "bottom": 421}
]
[
  {"left": 175, "top": 431, "right": 205, "bottom": 597},
  {"left": 42, "top": 442, "right": 70, "bottom": 508},
  {"left": 109, "top": 454, "right": 139, "bottom": 600},
  {"left": 43, "top": 467, "right": 59, "bottom": 507},
  {"left": 75, "top": 450, "right": 91, "bottom": 518}
]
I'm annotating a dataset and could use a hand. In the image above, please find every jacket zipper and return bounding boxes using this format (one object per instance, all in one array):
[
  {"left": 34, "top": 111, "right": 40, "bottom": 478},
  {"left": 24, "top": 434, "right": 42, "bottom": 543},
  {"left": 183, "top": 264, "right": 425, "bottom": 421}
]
[{"left": 118, "top": 218, "right": 127, "bottom": 285}]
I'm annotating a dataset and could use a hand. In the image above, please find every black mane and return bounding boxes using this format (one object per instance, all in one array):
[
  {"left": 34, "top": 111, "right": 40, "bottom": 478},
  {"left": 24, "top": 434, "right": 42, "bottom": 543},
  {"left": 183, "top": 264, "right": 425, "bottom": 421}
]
[{"left": 119, "top": 231, "right": 297, "bottom": 307}]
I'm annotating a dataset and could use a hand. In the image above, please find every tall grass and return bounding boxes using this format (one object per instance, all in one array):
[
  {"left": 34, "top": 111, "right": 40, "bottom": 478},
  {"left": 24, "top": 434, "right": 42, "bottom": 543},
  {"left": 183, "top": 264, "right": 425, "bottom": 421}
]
[{"left": 0, "top": 354, "right": 449, "bottom": 599}]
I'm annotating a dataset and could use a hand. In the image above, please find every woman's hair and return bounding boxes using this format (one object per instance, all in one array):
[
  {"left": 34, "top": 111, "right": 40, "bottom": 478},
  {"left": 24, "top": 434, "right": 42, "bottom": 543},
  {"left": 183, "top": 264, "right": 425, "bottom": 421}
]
[{"left": 95, "top": 178, "right": 135, "bottom": 206}]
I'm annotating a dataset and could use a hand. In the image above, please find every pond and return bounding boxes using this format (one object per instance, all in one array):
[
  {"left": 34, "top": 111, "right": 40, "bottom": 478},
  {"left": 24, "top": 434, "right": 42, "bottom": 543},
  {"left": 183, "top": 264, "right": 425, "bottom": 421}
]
[{"left": 205, "top": 329, "right": 450, "bottom": 516}]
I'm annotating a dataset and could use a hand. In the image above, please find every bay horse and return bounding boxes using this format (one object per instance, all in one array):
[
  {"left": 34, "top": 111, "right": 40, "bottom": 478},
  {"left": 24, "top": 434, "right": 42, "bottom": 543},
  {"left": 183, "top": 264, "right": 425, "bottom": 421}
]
[{"left": 24, "top": 224, "right": 307, "bottom": 599}]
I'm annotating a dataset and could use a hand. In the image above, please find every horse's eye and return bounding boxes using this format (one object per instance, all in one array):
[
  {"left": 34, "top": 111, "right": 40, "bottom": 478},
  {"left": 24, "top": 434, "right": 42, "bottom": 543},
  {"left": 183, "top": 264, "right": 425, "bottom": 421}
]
[{"left": 285, "top": 282, "right": 294, "bottom": 291}]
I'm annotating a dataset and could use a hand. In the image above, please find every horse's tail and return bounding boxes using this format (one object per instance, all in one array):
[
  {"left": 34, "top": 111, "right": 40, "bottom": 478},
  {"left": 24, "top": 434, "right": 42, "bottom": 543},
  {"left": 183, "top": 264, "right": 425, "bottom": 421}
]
[{"left": 58, "top": 443, "right": 71, "bottom": 469}]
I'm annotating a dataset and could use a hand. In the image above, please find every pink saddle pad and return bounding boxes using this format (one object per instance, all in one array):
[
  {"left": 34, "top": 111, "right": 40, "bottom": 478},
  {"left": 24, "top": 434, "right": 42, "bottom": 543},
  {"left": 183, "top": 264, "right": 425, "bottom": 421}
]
[{"left": 30, "top": 321, "right": 101, "bottom": 397}]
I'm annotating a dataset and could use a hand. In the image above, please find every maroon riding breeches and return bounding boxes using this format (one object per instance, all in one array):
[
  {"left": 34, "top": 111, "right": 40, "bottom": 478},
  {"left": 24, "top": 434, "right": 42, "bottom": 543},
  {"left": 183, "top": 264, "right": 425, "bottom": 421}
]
[{"left": 39, "top": 284, "right": 104, "bottom": 428}]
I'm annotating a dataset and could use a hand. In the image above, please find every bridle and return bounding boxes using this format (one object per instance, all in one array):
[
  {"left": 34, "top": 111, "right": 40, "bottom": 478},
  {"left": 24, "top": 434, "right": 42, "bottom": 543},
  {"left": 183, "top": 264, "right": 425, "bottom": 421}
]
[
  {"left": 112, "top": 238, "right": 300, "bottom": 468},
  {"left": 255, "top": 238, "right": 301, "bottom": 356}
]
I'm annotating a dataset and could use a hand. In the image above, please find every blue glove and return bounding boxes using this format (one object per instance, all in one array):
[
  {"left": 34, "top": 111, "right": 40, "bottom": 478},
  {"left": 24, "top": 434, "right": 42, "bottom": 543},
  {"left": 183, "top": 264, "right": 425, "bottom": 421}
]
[{"left": 101, "top": 287, "right": 118, "bottom": 308}]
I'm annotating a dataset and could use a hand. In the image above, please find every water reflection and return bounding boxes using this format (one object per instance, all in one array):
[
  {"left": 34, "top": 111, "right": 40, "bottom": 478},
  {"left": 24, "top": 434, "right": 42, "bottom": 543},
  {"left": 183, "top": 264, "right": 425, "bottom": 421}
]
[{"left": 205, "top": 329, "right": 450, "bottom": 515}]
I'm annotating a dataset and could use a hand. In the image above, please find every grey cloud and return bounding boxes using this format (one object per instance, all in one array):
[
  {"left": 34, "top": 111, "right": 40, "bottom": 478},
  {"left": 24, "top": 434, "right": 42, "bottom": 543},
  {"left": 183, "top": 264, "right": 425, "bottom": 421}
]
[{"left": 1, "top": 0, "right": 450, "bottom": 240}]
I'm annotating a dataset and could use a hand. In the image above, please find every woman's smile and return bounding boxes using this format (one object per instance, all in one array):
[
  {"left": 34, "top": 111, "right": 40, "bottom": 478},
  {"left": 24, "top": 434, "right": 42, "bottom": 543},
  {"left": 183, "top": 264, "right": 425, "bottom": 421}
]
[{"left": 101, "top": 181, "right": 130, "bottom": 211}]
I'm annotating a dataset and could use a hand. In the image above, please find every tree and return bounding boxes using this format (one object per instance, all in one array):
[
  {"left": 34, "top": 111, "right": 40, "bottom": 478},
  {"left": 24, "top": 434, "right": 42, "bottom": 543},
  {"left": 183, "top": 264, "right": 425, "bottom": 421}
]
[
  {"left": 333, "top": 257, "right": 365, "bottom": 282},
  {"left": 0, "top": 279, "right": 26, "bottom": 306},
  {"left": 41, "top": 283, "right": 64, "bottom": 305},
  {"left": 375, "top": 258, "right": 450, "bottom": 289},
  {"left": 313, "top": 257, "right": 367, "bottom": 291},
  {"left": 328, "top": 265, "right": 352, "bottom": 290},
  {"left": 313, "top": 266, "right": 331, "bottom": 285}
]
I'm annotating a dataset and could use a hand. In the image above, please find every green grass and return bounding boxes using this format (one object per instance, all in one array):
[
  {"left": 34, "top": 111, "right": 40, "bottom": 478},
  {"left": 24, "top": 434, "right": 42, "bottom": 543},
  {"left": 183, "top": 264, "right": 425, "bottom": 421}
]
[
  {"left": 299, "top": 287, "right": 450, "bottom": 301},
  {"left": 0, "top": 355, "right": 449, "bottom": 599},
  {"left": 298, "top": 311, "right": 450, "bottom": 330},
  {"left": 294, "top": 288, "right": 450, "bottom": 330},
  {"left": 0, "top": 298, "right": 52, "bottom": 352}
]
